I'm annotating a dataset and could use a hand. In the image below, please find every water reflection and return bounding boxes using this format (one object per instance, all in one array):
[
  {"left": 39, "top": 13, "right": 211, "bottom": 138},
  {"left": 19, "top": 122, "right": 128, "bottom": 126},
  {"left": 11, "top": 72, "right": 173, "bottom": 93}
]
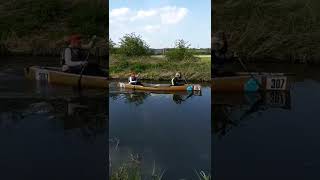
[
  {"left": 110, "top": 89, "right": 202, "bottom": 105},
  {"left": 109, "top": 85, "right": 211, "bottom": 179},
  {"left": 213, "top": 91, "right": 291, "bottom": 138},
  {"left": 0, "top": 94, "right": 108, "bottom": 179}
]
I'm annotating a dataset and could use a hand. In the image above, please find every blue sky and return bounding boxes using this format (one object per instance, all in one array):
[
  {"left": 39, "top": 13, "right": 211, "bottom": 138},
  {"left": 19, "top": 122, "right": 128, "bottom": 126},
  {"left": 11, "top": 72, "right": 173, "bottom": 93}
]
[{"left": 109, "top": 0, "right": 211, "bottom": 48}]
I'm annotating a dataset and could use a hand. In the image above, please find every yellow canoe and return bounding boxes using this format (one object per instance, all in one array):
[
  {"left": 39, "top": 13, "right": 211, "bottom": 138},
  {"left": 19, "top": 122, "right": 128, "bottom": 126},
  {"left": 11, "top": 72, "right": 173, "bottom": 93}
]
[
  {"left": 119, "top": 82, "right": 201, "bottom": 91},
  {"left": 24, "top": 66, "right": 108, "bottom": 88}
]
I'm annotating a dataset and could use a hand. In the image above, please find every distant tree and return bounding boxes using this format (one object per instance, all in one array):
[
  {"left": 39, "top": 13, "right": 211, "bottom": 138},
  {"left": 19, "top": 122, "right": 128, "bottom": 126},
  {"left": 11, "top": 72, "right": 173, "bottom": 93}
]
[
  {"left": 118, "top": 33, "right": 150, "bottom": 56},
  {"left": 108, "top": 38, "right": 116, "bottom": 53},
  {"left": 165, "top": 39, "right": 197, "bottom": 61}
]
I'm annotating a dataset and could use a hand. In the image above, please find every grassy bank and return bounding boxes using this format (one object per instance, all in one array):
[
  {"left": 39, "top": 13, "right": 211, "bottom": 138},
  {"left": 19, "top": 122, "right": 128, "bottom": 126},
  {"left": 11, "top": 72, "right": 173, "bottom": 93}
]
[
  {"left": 110, "top": 154, "right": 211, "bottom": 180},
  {"left": 109, "top": 55, "right": 211, "bottom": 82},
  {"left": 0, "top": 0, "right": 107, "bottom": 56},
  {"left": 213, "top": 0, "right": 320, "bottom": 63}
]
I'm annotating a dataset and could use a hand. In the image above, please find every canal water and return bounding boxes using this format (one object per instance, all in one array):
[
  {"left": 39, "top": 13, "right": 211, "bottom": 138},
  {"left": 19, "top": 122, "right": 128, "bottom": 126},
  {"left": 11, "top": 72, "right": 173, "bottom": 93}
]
[
  {"left": 213, "top": 63, "right": 320, "bottom": 180},
  {"left": 109, "top": 81, "right": 211, "bottom": 179},
  {"left": 1, "top": 57, "right": 320, "bottom": 179},
  {"left": 0, "top": 57, "right": 108, "bottom": 180}
]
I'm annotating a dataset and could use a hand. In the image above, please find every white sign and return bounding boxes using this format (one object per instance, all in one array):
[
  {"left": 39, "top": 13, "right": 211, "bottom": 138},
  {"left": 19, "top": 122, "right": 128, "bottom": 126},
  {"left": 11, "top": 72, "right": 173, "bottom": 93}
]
[
  {"left": 266, "top": 76, "right": 287, "bottom": 90},
  {"left": 193, "top": 84, "right": 201, "bottom": 91},
  {"left": 35, "top": 69, "right": 49, "bottom": 82},
  {"left": 266, "top": 91, "right": 287, "bottom": 106}
]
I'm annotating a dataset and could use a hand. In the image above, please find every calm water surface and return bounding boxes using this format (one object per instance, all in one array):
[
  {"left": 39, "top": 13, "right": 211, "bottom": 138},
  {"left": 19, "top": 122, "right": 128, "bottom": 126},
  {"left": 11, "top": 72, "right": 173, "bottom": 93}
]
[
  {"left": 109, "top": 81, "right": 211, "bottom": 179},
  {"left": 2, "top": 57, "right": 320, "bottom": 180},
  {"left": 0, "top": 57, "right": 108, "bottom": 180},
  {"left": 213, "top": 64, "right": 320, "bottom": 180}
]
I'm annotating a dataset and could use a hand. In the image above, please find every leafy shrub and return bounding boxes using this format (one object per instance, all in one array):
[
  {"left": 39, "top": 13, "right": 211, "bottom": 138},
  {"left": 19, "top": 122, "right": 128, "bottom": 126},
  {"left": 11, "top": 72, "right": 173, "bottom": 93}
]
[
  {"left": 0, "top": 0, "right": 64, "bottom": 37},
  {"left": 131, "top": 64, "right": 147, "bottom": 73},
  {"left": 165, "top": 39, "right": 197, "bottom": 61},
  {"left": 109, "top": 38, "right": 116, "bottom": 53},
  {"left": 69, "top": 1, "right": 107, "bottom": 36},
  {"left": 118, "top": 33, "right": 150, "bottom": 57}
]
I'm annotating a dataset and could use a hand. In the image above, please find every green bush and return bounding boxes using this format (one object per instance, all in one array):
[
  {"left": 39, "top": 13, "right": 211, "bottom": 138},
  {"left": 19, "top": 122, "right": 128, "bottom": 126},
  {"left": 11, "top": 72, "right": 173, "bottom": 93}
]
[
  {"left": 131, "top": 64, "right": 147, "bottom": 73},
  {"left": 165, "top": 39, "right": 197, "bottom": 61},
  {"left": 0, "top": 0, "right": 106, "bottom": 39},
  {"left": 0, "top": 0, "right": 64, "bottom": 37},
  {"left": 118, "top": 33, "right": 150, "bottom": 57},
  {"left": 109, "top": 38, "right": 116, "bottom": 53},
  {"left": 69, "top": 1, "right": 107, "bottom": 36}
]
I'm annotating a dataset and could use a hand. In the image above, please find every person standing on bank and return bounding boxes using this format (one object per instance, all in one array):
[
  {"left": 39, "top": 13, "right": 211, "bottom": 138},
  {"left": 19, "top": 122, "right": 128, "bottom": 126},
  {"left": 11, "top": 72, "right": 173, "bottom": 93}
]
[{"left": 62, "top": 34, "right": 97, "bottom": 74}]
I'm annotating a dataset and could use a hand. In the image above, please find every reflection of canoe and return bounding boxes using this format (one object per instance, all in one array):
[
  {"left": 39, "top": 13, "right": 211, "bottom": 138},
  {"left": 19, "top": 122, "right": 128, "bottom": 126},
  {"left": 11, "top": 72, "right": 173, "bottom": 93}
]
[
  {"left": 212, "top": 73, "right": 290, "bottom": 92},
  {"left": 119, "top": 82, "right": 201, "bottom": 91},
  {"left": 212, "top": 91, "right": 291, "bottom": 109},
  {"left": 24, "top": 66, "right": 108, "bottom": 88}
]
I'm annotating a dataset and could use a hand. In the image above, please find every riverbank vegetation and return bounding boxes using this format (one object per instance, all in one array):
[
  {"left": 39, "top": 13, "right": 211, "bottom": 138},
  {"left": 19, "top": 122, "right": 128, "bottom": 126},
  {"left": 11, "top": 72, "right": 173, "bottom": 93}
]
[
  {"left": 0, "top": 0, "right": 107, "bottom": 56},
  {"left": 109, "top": 151, "right": 211, "bottom": 180},
  {"left": 213, "top": 0, "right": 320, "bottom": 63},
  {"left": 109, "top": 33, "right": 211, "bottom": 81}
]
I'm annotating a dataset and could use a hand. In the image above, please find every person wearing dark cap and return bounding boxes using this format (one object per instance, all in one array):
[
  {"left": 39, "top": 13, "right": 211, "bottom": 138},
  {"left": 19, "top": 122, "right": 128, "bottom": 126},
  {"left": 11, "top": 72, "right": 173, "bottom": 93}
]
[{"left": 61, "top": 34, "right": 97, "bottom": 74}]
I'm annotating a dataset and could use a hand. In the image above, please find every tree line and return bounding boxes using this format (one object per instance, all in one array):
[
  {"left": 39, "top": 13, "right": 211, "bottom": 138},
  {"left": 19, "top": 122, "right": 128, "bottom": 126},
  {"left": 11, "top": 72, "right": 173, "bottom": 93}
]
[{"left": 109, "top": 33, "right": 204, "bottom": 61}]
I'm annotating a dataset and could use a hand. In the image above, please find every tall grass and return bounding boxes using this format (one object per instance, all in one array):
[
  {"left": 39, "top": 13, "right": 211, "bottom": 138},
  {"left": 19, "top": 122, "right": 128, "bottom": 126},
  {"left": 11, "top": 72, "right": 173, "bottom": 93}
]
[
  {"left": 0, "top": 0, "right": 64, "bottom": 38},
  {"left": 213, "top": 0, "right": 320, "bottom": 62},
  {"left": 0, "top": 0, "right": 106, "bottom": 40},
  {"left": 109, "top": 55, "right": 211, "bottom": 81}
]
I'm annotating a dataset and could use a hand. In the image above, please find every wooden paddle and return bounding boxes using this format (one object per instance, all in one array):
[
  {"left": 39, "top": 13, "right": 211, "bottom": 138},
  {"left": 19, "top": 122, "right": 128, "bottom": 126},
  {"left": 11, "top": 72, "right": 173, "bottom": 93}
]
[
  {"left": 78, "top": 62, "right": 88, "bottom": 90},
  {"left": 77, "top": 35, "right": 97, "bottom": 90},
  {"left": 78, "top": 51, "right": 90, "bottom": 90}
]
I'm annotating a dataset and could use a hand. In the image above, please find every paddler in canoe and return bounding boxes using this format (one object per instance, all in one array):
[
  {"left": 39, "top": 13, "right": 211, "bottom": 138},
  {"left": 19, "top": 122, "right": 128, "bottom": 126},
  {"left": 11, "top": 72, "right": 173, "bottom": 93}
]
[
  {"left": 119, "top": 71, "right": 202, "bottom": 91},
  {"left": 128, "top": 72, "right": 143, "bottom": 85},
  {"left": 212, "top": 31, "right": 238, "bottom": 77},
  {"left": 61, "top": 34, "right": 106, "bottom": 76},
  {"left": 127, "top": 72, "right": 187, "bottom": 86},
  {"left": 171, "top": 72, "right": 187, "bottom": 86}
]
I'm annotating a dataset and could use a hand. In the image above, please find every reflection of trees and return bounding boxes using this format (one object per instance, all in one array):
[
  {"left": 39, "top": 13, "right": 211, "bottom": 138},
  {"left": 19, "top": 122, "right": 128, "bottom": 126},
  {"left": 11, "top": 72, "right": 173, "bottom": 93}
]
[
  {"left": 0, "top": 98, "right": 47, "bottom": 128},
  {"left": 213, "top": 91, "right": 291, "bottom": 138},
  {"left": 110, "top": 91, "right": 151, "bottom": 106},
  {"left": 56, "top": 96, "right": 107, "bottom": 139},
  {"left": 110, "top": 90, "right": 201, "bottom": 105},
  {"left": 123, "top": 92, "right": 150, "bottom": 106}
]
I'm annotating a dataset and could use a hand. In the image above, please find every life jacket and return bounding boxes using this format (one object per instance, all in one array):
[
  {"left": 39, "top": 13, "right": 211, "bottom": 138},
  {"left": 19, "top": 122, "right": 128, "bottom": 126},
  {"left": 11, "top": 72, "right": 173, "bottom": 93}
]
[
  {"left": 172, "top": 77, "right": 183, "bottom": 85},
  {"left": 61, "top": 47, "right": 88, "bottom": 65},
  {"left": 129, "top": 76, "right": 137, "bottom": 82}
]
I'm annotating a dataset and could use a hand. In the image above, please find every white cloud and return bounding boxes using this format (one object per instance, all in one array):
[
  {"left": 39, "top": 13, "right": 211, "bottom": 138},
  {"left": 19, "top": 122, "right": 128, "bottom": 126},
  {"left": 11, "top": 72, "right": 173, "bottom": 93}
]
[
  {"left": 110, "top": 6, "right": 188, "bottom": 25},
  {"left": 110, "top": 6, "right": 189, "bottom": 48},
  {"left": 160, "top": 6, "right": 188, "bottom": 25},
  {"left": 130, "top": 9, "right": 158, "bottom": 21},
  {"left": 110, "top": 7, "right": 130, "bottom": 17},
  {"left": 143, "top": 25, "right": 161, "bottom": 33}
]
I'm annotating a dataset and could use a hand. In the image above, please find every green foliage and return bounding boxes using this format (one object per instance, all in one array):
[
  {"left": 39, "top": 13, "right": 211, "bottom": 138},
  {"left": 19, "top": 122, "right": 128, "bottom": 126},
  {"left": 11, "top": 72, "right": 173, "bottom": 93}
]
[
  {"left": 213, "top": 0, "right": 320, "bottom": 61},
  {"left": 109, "top": 38, "right": 116, "bottom": 53},
  {"left": 130, "top": 64, "right": 147, "bottom": 73},
  {"left": 118, "top": 33, "right": 150, "bottom": 57},
  {"left": 109, "top": 55, "right": 211, "bottom": 81},
  {"left": 0, "top": 0, "right": 64, "bottom": 37},
  {"left": 111, "top": 59, "right": 129, "bottom": 73},
  {"left": 165, "top": 39, "right": 198, "bottom": 61},
  {"left": 111, "top": 162, "right": 142, "bottom": 180},
  {"left": 0, "top": 0, "right": 106, "bottom": 39},
  {"left": 69, "top": 1, "right": 107, "bottom": 36}
]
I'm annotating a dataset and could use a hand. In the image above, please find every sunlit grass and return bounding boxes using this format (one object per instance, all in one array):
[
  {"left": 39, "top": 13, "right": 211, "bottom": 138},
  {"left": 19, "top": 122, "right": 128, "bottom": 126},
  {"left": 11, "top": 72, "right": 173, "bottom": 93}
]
[{"left": 109, "top": 55, "right": 211, "bottom": 81}]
